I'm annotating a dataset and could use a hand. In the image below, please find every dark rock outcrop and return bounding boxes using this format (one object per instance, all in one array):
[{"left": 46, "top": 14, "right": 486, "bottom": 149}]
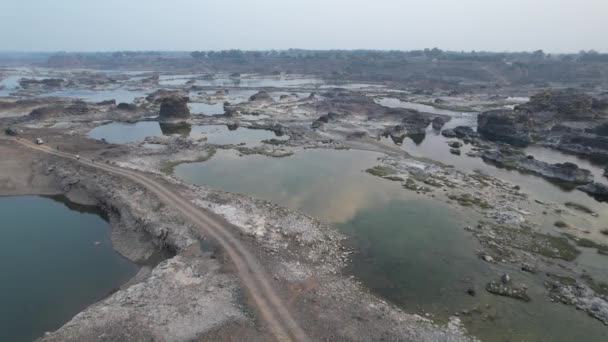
[
  {"left": 482, "top": 148, "right": 594, "bottom": 185},
  {"left": 223, "top": 102, "right": 238, "bottom": 117},
  {"left": 96, "top": 99, "right": 117, "bottom": 106},
  {"left": 432, "top": 116, "right": 447, "bottom": 130},
  {"left": 517, "top": 89, "right": 597, "bottom": 119},
  {"left": 312, "top": 112, "right": 340, "bottom": 129},
  {"left": 159, "top": 96, "right": 190, "bottom": 120},
  {"left": 117, "top": 102, "right": 137, "bottom": 111},
  {"left": 477, "top": 90, "right": 608, "bottom": 163},
  {"left": 577, "top": 182, "right": 608, "bottom": 202},
  {"left": 401, "top": 112, "right": 431, "bottom": 136},
  {"left": 556, "top": 133, "right": 608, "bottom": 163},
  {"left": 249, "top": 91, "right": 272, "bottom": 102},
  {"left": 19, "top": 78, "right": 64, "bottom": 88},
  {"left": 65, "top": 100, "right": 88, "bottom": 115},
  {"left": 441, "top": 129, "right": 457, "bottom": 138},
  {"left": 477, "top": 109, "right": 533, "bottom": 146},
  {"left": 5, "top": 127, "right": 19, "bottom": 136},
  {"left": 453, "top": 126, "right": 478, "bottom": 139},
  {"left": 28, "top": 106, "right": 64, "bottom": 120},
  {"left": 146, "top": 89, "right": 184, "bottom": 103},
  {"left": 318, "top": 112, "right": 339, "bottom": 123}
]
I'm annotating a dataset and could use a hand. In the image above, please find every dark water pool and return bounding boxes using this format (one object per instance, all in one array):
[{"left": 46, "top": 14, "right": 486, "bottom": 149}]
[{"left": 0, "top": 196, "right": 137, "bottom": 342}]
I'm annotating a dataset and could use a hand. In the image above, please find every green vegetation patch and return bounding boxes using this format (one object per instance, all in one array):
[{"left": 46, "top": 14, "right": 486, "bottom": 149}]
[
  {"left": 448, "top": 193, "right": 493, "bottom": 209},
  {"left": 561, "top": 233, "right": 608, "bottom": 257},
  {"left": 365, "top": 165, "right": 397, "bottom": 178},
  {"left": 478, "top": 224, "right": 581, "bottom": 261}
]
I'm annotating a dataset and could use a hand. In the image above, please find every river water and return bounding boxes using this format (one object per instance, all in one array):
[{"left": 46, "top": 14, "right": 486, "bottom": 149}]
[
  {"left": 0, "top": 196, "right": 137, "bottom": 342},
  {"left": 88, "top": 121, "right": 288, "bottom": 145}
]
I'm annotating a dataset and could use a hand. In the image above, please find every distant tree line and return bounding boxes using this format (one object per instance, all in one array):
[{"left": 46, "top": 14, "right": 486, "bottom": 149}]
[{"left": 187, "top": 48, "right": 608, "bottom": 63}]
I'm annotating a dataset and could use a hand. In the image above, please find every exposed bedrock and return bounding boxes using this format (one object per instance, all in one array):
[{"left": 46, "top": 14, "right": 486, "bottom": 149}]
[
  {"left": 477, "top": 90, "right": 608, "bottom": 164},
  {"left": 577, "top": 182, "right": 608, "bottom": 202},
  {"left": 556, "top": 133, "right": 608, "bottom": 163},
  {"left": 477, "top": 109, "right": 535, "bottom": 146},
  {"left": 517, "top": 88, "right": 607, "bottom": 119},
  {"left": 19, "top": 78, "right": 65, "bottom": 89},
  {"left": 481, "top": 147, "right": 594, "bottom": 185}
]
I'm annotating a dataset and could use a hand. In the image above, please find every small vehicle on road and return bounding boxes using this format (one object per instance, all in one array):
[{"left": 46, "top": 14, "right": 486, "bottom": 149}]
[{"left": 35, "top": 138, "right": 44, "bottom": 145}]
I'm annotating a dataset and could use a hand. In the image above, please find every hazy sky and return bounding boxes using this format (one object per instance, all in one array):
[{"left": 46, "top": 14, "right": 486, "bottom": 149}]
[{"left": 1, "top": 0, "right": 606, "bottom": 52}]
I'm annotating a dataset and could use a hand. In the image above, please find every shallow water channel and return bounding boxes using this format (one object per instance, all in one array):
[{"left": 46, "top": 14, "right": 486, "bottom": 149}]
[
  {"left": 88, "top": 121, "right": 287, "bottom": 145},
  {"left": 0, "top": 195, "right": 137, "bottom": 342}
]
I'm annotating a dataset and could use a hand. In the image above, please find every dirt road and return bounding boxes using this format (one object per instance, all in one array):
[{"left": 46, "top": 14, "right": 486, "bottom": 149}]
[{"left": 16, "top": 138, "right": 309, "bottom": 342}]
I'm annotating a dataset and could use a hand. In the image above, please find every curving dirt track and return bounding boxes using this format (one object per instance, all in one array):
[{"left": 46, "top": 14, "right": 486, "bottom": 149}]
[{"left": 15, "top": 138, "right": 309, "bottom": 342}]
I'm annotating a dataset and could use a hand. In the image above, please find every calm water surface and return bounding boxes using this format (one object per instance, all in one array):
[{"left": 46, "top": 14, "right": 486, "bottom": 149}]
[
  {"left": 88, "top": 121, "right": 287, "bottom": 145},
  {"left": 0, "top": 196, "right": 137, "bottom": 342}
]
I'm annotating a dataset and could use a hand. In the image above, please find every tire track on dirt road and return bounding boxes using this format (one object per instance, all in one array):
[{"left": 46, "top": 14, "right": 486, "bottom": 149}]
[{"left": 16, "top": 138, "right": 309, "bottom": 342}]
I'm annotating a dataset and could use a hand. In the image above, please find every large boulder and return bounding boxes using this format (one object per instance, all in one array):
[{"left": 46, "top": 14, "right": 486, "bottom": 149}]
[
  {"left": 223, "top": 102, "right": 238, "bottom": 117},
  {"left": 249, "top": 91, "right": 272, "bottom": 102},
  {"left": 431, "top": 116, "right": 448, "bottom": 130},
  {"left": 453, "top": 126, "right": 478, "bottom": 139},
  {"left": 477, "top": 109, "right": 533, "bottom": 146},
  {"left": 401, "top": 112, "right": 431, "bottom": 136},
  {"left": 159, "top": 96, "right": 190, "bottom": 120}
]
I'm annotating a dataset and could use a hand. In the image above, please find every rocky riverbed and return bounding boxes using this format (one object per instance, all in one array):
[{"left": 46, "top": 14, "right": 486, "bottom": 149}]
[{"left": 2, "top": 65, "right": 608, "bottom": 341}]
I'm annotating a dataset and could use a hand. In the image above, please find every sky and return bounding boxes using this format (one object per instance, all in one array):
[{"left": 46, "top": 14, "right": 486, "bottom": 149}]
[{"left": 0, "top": 0, "right": 606, "bottom": 53}]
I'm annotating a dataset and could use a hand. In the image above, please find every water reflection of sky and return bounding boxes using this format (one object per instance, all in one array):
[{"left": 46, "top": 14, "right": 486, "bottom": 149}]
[
  {"left": 173, "top": 148, "right": 608, "bottom": 342},
  {"left": 88, "top": 121, "right": 286, "bottom": 145}
]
